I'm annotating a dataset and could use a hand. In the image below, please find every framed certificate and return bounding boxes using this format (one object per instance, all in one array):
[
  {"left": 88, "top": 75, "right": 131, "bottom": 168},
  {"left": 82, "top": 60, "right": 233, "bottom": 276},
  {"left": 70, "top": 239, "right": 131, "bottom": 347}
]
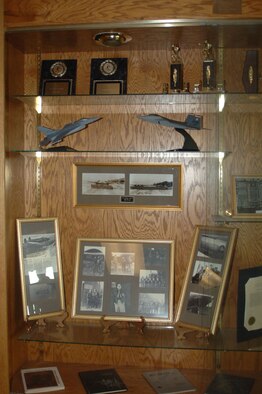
[{"left": 237, "top": 265, "right": 262, "bottom": 342}]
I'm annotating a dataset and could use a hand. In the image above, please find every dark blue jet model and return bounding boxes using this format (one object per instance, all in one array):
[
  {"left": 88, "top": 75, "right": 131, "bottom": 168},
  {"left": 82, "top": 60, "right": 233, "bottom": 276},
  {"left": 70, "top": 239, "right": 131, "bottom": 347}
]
[
  {"left": 138, "top": 113, "right": 204, "bottom": 151},
  {"left": 38, "top": 116, "right": 102, "bottom": 147}
]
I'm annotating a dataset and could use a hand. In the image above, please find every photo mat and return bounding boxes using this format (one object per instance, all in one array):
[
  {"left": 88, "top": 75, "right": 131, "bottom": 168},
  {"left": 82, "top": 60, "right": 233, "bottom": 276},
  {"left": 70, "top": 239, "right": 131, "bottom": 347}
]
[
  {"left": 16, "top": 218, "right": 65, "bottom": 321},
  {"left": 73, "top": 163, "right": 182, "bottom": 209},
  {"left": 72, "top": 239, "right": 175, "bottom": 322},
  {"left": 175, "top": 225, "right": 238, "bottom": 334}
]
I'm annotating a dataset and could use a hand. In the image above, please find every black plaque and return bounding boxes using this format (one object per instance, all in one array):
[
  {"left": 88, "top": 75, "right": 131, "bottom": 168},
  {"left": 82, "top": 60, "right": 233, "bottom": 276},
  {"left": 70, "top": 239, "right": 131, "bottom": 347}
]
[
  {"left": 242, "top": 50, "right": 259, "bottom": 93},
  {"left": 202, "top": 41, "right": 216, "bottom": 90},
  {"left": 39, "top": 59, "right": 77, "bottom": 96},
  {"left": 90, "top": 57, "right": 127, "bottom": 95},
  {"left": 170, "top": 45, "right": 183, "bottom": 92}
]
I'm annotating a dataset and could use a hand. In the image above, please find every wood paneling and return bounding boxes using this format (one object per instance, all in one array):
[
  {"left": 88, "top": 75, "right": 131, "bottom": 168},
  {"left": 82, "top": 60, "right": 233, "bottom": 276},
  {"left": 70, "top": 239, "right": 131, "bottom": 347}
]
[
  {"left": 0, "top": 0, "right": 10, "bottom": 392},
  {"left": 4, "top": 1, "right": 262, "bottom": 29},
  {"left": 4, "top": 12, "right": 262, "bottom": 394}
]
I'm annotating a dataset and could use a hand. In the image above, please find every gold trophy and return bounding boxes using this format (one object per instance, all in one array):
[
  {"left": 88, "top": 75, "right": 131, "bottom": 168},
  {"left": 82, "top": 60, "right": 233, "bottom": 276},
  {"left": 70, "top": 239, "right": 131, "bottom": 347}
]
[
  {"left": 170, "top": 45, "right": 183, "bottom": 92},
  {"left": 202, "top": 40, "right": 216, "bottom": 90}
]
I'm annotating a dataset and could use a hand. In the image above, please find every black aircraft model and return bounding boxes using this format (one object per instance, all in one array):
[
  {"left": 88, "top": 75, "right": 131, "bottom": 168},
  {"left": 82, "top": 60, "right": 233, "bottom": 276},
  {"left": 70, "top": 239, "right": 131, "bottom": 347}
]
[{"left": 138, "top": 113, "right": 204, "bottom": 151}]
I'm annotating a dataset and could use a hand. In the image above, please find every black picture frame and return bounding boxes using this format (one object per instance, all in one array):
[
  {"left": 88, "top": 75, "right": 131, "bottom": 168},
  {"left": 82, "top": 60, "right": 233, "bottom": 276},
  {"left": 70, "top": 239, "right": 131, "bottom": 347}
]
[
  {"left": 90, "top": 57, "right": 127, "bottom": 95},
  {"left": 237, "top": 265, "right": 262, "bottom": 342},
  {"left": 39, "top": 59, "right": 77, "bottom": 96}
]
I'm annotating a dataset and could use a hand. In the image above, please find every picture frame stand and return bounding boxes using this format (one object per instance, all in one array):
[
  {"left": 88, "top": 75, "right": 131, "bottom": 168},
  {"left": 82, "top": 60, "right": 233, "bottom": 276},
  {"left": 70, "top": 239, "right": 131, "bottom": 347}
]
[
  {"left": 36, "top": 311, "right": 68, "bottom": 328},
  {"left": 175, "top": 324, "right": 210, "bottom": 340},
  {"left": 100, "top": 316, "right": 146, "bottom": 335}
]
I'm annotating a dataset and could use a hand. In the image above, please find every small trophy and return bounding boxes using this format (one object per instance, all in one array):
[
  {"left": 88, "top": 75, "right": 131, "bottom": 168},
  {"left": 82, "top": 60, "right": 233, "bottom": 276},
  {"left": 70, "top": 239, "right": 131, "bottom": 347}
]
[
  {"left": 202, "top": 40, "right": 216, "bottom": 90},
  {"left": 170, "top": 45, "right": 183, "bottom": 92},
  {"left": 242, "top": 50, "right": 259, "bottom": 93}
]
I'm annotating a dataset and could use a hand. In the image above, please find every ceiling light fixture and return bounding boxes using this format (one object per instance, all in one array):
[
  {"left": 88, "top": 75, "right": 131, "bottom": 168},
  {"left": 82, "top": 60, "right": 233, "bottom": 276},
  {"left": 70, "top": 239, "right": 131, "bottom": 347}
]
[{"left": 93, "top": 31, "right": 132, "bottom": 47}]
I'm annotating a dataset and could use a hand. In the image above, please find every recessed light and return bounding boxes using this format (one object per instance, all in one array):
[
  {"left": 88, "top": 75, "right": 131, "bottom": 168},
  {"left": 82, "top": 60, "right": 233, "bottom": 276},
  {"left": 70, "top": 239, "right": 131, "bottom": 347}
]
[{"left": 93, "top": 31, "right": 132, "bottom": 47}]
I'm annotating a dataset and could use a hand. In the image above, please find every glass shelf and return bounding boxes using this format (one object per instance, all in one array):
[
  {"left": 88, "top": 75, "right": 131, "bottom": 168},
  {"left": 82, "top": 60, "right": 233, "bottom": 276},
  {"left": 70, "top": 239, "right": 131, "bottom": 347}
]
[
  {"left": 11, "top": 150, "right": 230, "bottom": 159},
  {"left": 14, "top": 93, "right": 219, "bottom": 114},
  {"left": 213, "top": 215, "right": 262, "bottom": 223},
  {"left": 13, "top": 94, "right": 262, "bottom": 117},
  {"left": 14, "top": 93, "right": 262, "bottom": 104},
  {"left": 18, "top": 321, "right": 262, "bottom": 352}
]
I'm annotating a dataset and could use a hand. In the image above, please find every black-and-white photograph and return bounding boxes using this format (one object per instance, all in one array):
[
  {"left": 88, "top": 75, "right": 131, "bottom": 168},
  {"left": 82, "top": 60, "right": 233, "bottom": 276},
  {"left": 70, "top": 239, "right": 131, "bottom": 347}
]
[
  {"left": 80, "top": 281, "right": 104, "bottom": 312},
  {"left": 175, "top": 225, "right": 238, "bottom": 334},
  {"left": 23, "top": 232, "right": 56, "bottom": 259},
  {"left": 82, "top": 246, "right": 105, "bottom": 276},
  {"left": 186, "top": 291, "right": 214, "bottom": 316},
  {"left": 233, "top": 176, "right": 262, "bottom": 216},
  {"left": 17, "top": 218, "right": 65, "bottom": 321},
  {"left": 192, "top": 260, "right": 222, "bottom": 287},
  {"left": 139, "top": 269, "right": 166, "bottom": 288},
  {"left": 29, "top": 282, "right": 58, "bottom": 304},
  {"left": 82, "top": 172, "right": 125, "bottom": 196},
  {"left": 73, "top": 164, "right": 181, "bottom": 209},
  {"left": 198, "top": 233, "right": 228, "bottom": 259},
  {"left": 110, "top": 252, "right": 135, "bottom": 276},
  {"left": 72, "top": 238, "right": 174, "bottom": 322},
  {"left": 138, "top": 293, "right": 166, "bottom": 317},
  {"left": 144, "top": 245, "right": 170, "bottom": 267},
  {"left": 110, "top": 282, "right": 131, "bottom": 314},
  {"left": 129, "top": 173, "right": 173, "bottom": 196}
]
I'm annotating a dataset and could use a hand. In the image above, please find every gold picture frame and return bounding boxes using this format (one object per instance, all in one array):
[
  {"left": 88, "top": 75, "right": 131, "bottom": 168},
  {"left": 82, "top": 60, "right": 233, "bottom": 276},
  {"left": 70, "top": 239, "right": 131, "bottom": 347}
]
[
  {"left": 175, "top": 225, "right": 238, "bottom": 335},
  {"left": 16, "top": 218, "right": 65, "bottom": 321},
  {"left": 232, "top": 175, "right": 262, "bottom": 218},
  {"left": 72, "top": 238, "right": 175, "bottom": 323},
  {"left": 73, "top": 163, "right": 182, "bottom": 210}
]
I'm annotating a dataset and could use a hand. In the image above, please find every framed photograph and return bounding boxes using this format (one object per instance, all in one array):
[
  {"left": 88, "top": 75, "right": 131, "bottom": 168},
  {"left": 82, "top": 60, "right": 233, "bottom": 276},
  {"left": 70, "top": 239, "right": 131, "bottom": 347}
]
[
  {"left": 232, "top": 175, "right": 262, "bottom": 217},
  {"left": 175, "top": 225, "right": 238, "bottom": 335},
  {"left": 16, "top": 218, "right": 65, "bottom": 321},
  {"left": 73, "top": 163, "right": 182, "bottom": 209},
  {"left": 21, "top": 366, "right": 65, "bottom": 393},
  {"left": 237, "top": 265, "right": 262, "bottom": 342},
  {"left": 72, "top": 238, "right": 175, "bottom": 322}
]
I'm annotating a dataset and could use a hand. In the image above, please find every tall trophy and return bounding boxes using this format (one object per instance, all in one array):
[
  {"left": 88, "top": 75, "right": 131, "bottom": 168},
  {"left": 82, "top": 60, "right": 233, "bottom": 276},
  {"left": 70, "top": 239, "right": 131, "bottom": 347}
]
[
  {"left": 202, "top": 40, "right": 216, "bottom": 90},
  {"left": 170, "top": 45, "right": 183, "bottom": 92}
]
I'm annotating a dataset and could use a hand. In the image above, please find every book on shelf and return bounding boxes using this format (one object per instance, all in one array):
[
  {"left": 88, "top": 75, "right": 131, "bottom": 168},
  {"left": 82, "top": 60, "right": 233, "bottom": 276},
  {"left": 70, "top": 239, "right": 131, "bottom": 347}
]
[
  {"left": 21, "top": 366, "right": 65, "bottom": 393},
  {"left": 78, "top": 368, "right": 127, "bottom": 394},
  {"left": 205, "top": 372, "right": 255, "bottom": 394},
  {"left": 143, "top": 368, "right": 196, "bottom": 394}
]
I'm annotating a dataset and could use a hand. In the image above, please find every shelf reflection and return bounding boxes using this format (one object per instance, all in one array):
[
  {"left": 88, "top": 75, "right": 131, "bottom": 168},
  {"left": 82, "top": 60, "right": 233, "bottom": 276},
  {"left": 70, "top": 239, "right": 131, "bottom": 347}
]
[{"left": 18, "top": 321, "right": 262, "bottom": 352}]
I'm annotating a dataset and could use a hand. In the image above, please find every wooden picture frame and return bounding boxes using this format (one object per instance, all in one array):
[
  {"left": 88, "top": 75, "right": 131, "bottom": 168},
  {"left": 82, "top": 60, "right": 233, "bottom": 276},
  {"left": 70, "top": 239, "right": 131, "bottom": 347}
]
[
  {"left": 237, "top": 265, "right": 262, "bottom": 342},
  {"left": 16, "top": 218, "right": 65, "bottom": 321},
  {"left": 73, "top": 163, "right": 182, "bottom": 209},
  {"left": 232, "top": 175, "right": 262, "bottom": 217},
  {"left": 72, "top": 238, "right": 175, "bottom": 323},
  {"left": 175, "top": 225, "right": 238, "bottom": 335}
]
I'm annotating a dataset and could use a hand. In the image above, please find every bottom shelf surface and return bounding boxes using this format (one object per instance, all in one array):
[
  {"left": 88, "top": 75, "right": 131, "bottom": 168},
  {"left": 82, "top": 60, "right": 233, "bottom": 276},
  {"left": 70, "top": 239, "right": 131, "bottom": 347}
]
[{"left": 11, "top": 362, "right": 262, "bottom": 394}]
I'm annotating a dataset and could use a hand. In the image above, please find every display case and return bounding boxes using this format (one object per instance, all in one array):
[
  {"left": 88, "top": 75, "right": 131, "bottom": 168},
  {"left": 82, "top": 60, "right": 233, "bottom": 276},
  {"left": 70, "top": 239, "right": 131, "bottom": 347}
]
[{"left": 3, "top": 13, "right": 262, "bottom": 394}]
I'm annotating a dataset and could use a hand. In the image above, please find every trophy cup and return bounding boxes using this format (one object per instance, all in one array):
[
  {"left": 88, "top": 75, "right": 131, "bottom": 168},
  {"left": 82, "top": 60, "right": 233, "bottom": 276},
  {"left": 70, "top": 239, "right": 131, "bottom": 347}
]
[
  {"left": 202, "top": 40, "right": 216, "bottom": 90},
  {"left": 170, "top": 45, "right": 183, "bottom": 92}
]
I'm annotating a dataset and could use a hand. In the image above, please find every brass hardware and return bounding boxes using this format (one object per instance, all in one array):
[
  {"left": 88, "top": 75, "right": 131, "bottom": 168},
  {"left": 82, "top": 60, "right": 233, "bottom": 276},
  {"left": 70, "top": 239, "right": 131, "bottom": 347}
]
[{"left": 248, "top": 65, "right": 254, "bottom": 85}]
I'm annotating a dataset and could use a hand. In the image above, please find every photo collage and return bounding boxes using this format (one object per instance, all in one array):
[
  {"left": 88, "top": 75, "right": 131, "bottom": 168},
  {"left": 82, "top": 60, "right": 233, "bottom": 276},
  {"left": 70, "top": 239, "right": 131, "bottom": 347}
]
[{"left": 73, "top": 240, "right": 174, "bottom": 322}]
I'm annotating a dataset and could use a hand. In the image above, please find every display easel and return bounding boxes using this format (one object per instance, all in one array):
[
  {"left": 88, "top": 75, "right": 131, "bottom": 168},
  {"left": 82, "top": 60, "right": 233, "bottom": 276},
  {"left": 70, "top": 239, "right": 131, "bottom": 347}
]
[{"left": 100, "top": 316, "right": 146, "bottom": 335}]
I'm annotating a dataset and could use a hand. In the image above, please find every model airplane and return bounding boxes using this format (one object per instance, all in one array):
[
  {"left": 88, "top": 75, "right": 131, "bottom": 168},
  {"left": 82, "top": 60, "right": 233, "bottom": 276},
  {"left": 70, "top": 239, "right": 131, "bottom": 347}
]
[
  {"left": 38, "top": 116, "right": 102, "bottom": 147},
  {"left": 138, "top": 113, "right": 204, "bottom": 151}
]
